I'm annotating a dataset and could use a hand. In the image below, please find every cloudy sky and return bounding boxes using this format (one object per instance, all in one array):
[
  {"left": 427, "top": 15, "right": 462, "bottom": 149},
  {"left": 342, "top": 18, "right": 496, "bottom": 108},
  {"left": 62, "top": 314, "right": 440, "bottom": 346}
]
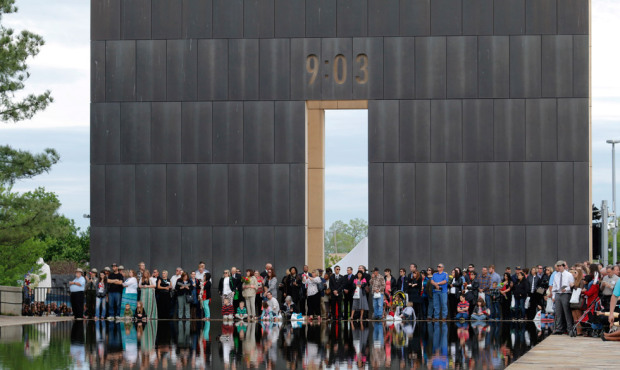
[{"left": 1, "top": 1, "right": 619, "bottom": 231}]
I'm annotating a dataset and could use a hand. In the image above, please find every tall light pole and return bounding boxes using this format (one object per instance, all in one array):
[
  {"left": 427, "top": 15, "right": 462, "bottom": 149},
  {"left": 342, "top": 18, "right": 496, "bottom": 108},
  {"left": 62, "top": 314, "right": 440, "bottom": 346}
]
[{"left": 606, "top": 139, "right": 620, "bottom": 265}]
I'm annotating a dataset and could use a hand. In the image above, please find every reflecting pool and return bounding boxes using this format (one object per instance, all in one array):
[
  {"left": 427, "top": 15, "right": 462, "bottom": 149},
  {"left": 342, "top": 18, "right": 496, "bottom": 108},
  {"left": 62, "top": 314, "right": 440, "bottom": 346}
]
[{"left": 0, "top": 320, "right": 549, "bottom": 369}]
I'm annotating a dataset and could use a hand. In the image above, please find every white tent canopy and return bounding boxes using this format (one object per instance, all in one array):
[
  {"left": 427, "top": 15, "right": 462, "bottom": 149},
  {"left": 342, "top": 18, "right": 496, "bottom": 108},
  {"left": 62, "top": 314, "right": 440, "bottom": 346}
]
[{"left": 330, "top": 237, "right": 368, "bottom": 271}]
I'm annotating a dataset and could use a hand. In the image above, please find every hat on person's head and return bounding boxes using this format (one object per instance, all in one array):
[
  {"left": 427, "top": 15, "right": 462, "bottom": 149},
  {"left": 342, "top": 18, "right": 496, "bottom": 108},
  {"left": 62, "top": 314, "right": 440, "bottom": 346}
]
[
  {"left": 104, "top": 267, "right": 111, "bottom": 272},
  {"left": 555, "top": 260, "right": 566, "bottom": 267},
  {"left": 515, "top": 266, "right": 522, "bottom": 270},
  {"left": 118, "top": 265, "right": 125, "bottom": 270},
  {"left": 76, "top": 268, "right": 83, "bottom": 273},
  {"left": 91, "top": 268, "right": 98, "bottom": 274}
]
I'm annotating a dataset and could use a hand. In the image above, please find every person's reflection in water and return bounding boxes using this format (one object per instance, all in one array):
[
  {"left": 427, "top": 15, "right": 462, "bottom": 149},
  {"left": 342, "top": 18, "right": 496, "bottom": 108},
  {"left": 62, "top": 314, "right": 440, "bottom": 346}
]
[
  {"left": 70, "top": 321, "right": 85, "bottom": 368},
  {"left": 202, "top": 320, "right": 212, "bottom": 367},
  {"left": 85, "top": 321, "right": 96, "bottom": 367},
  {"left": 371, "top": 322, "right": 385, "bottom": 368},
  {"left": 429, "top": 322, "right": 448, "bottom": 369},
  {"left": 352, "top": 321, "right": 369, "bottom": 368},
  {"left": 219, "top": 322, "right": 234, "bottom": 368}
]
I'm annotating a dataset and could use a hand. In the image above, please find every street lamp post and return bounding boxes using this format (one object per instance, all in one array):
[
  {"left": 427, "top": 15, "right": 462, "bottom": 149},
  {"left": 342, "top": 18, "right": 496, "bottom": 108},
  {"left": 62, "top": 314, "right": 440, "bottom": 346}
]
[{"left": 606, "top": 140, "right": 620, "bottom": 265}]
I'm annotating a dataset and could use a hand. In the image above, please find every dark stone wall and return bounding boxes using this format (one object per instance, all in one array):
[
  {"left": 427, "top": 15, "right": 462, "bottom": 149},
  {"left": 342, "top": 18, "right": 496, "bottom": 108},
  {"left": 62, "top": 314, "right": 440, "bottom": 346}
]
[{"left": 91, "top": 0, "right": 590, "bottom": 275}]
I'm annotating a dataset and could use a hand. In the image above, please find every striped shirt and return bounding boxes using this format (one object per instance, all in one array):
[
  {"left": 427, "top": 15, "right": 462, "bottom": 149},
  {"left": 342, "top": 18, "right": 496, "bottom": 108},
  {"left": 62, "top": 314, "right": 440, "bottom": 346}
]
[
  {"left": 457, "top": 301, "right": 469, "bottom": 312},
  {"left": 222, "top": 305, "right": 234, "bottom": 316}
]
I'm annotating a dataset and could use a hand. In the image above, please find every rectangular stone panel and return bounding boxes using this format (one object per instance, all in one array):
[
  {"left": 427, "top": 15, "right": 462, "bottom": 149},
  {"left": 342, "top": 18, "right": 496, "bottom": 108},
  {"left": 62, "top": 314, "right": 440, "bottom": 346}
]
[
  {"left": 494, "top": 0, "right": 525, "bottom": 35},
  {"left": 447, "top": 36, "right": 478, "bottom": 98},
  {"left": 259, "top": 164, "right": 289, "bottom": 225},
  {"left": 415, "top": 37, "right": 446, "bottom": 99},
  {"left": 558, "top": 225, "right": 589, "bottom": 267},
  {"left": 369, "top": 163, "right": 384, "bottom": 226},
  {"left": 120, "top": 103, "right": 150, "bottom": 163},
  {"left": 91, "top": 165, "right": 105, "bottom": 226},
  {"left": 274, "top": 101, "right": 305, "bottom": 163},
  {"left": 152, "top": 0, "right": 182, "bottom": 39},
  {"left": 573, "top": 36, "right": 589, "bottom": 97},
  {"left": 181, "top": 227, "right": 213, "bottom": 272},
  {"left": 183, "top": 0, "right": 212, "bottom": 38},
  {"left": 383, "top": 37, "right": 415, "bottom": 100},
  {"left": 181, "top": 102, "right": 212, "bottom": 163},
  {"left": 136, "top": 40, "right": 166, "bottom": 102},
  {"left": 91, "top": 41, "right": 106, "bottom": 102},
  {"left": 383, "top": 163, "right": 415, "bottom": 225},
  {"left": 526, "top": 0, "right": 557, "bottom": 34},
  {"left": 290, "top": 38, "right": 322, "bottom": 100},
  {"left": 289, "top": 164, "right": 306, "bottom": 225},
  {"left": 90, "top": 227, "right": 120, "bottom": 268},
  {"left": 462, "top": 226, "right": 493, "bottom": 270},
  {"left": 399, "top": 100, "right": 430, "bottom": 162},
  {"left": 526, "top": 226, "right": 557, "bottom": 267},
  {"left": 105, "top": 165, "right": 135, "bottom": 226},
  {"left": 558, "top": 0, "right": 589, "bottom": 35},
  {"left": 135, "top": 164, "right": 166, "bottom": 226},
  {"left": 430, "top": 0, "right": 461, "bottom": 36},
  {"left": 92, "top": 0, "right": 120, "bottom": 40},
  {"left": 275, "top": 0, "right": 305, "bottom": 38},
  {"left": 542, "top": 35, "right": 573, "bottom": 97},
  {"left": 399, "top": 0, "right": 430, "bottom": 36},
  {"left": 430, "top": 100, "right": 462, "bottom": 162},
  {"left": 479, "top": 163, "right": 510, "bottom": 225},
  {"left": 228, "top": 164, "right": 259, "bottom": 225},
  {"left": 462, "top": 0, "right": 493, "bottom": 35},
  {"left": 353, "top": 37, "right": 383, "bottom": 99},
  {"left": 368, "top": 0, "right": 399, "bottom": 36},
  {"left": 510, "top": 162, "right": 542, "bottom": 225},
  {"left": 274, "top": 227, "right": 305, "bottom": 277},
  {"left": 167, "top": 40, "right": 197, "bottom": 101},
  {"left": 229, "top": 39, "right": 259, "bottom": 100},
  {"left": 212, "top": 227, "right": 244, "bottom": 272},
  {"left": 431, "top": 226, "right": 462, "bottom": 268},
  {"left": 542, "top": 162, "right": 574, "bottom": 225},
  {"left": 494, "top": 99, "right": 525, "bottom": 161},
  {"left": 212, "top": 102, "right": 243, "bottom": 163},
  {"left": 321, "top": 38, "right": 353, "bottom": 100},
  {"left": 244, "top": 0, "right": 274, "bottom": 38},
  {"left": 244, "top": 227, "right": 275, "bottom": 270},
  {"left": 106, "top": 41, "right": 135, "bottom": 101},
  {"left": 478, "top": 36, "right": 509, "bottom": 98},
  {"left": 525, "top": 99, "right": 557, "bottom": 161},
  {"left": 167, "top": 165, "right": 197, "bottom": 226},
  {"left": 494, "top": 226, "right": 526, "bottom": 270},
  {"left": 260, "top": 39, "right": 291, "bottom": 100},
  {"left": 447, "top": 163, "right": 479, "bottom": 225},
  {"left": 369, "top": 226, "right": 400, "bottom": 272},
  {"left": 305, "top": 0, "right": 336, "bottom": 37},
  {"left": 151, "top": 102, "right": 181, "bottom": 163},
  {"left": 197, "top": 164, "right": 228, "bottom": 225},
  {"left": 244, "top": 101, "right": 274, "bottom": 163},
  {"left": 337, "top": 0, "right": 367, "bottom": 37},
  {"left": 399, "top": 226, "right": 431, "bottom": 270},
  {"left": 415, "top": 163, "right": 446, "bottom": 225},
  {"left": 197, "top": 39, "right": 228, "bottom": 101},
  {"left": 120, "top": 227, "right": 151, "bottom": 268},
  {"left": 573, "top": 162, "right": 589, "bottom": 225},
  {"left": 557, "top": 98, "right": 588, "bottom": 162},
  {"left": 151, "top": 227, "right": 182, "bottom": 271},
  {"left": 369, "top": 100, "right": 399, "bottom": 163},
  {"left": 122, "top": 0, "right": 151, "bottom": 39},
  {"left": 91, "top": 103, "right": 120, "bottom": 164},
  {"left": 510, "top": 36, "right": 542, "bottom": 98},
  {"left": 462, "top": 100, "right": 493, "bottom": 161},
  {"left": 213, "top": 0, "right": 243, "bottom": 38}
]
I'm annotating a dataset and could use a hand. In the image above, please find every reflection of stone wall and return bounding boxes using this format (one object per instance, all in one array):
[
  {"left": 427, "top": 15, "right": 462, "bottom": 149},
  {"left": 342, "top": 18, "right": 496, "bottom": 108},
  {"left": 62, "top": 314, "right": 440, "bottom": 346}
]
[
  {"left": 0, "top": 286, "right": 22, "bottom": 316},
  {"left": 0, "top": 325, "right": 22, "bottom": 343}
]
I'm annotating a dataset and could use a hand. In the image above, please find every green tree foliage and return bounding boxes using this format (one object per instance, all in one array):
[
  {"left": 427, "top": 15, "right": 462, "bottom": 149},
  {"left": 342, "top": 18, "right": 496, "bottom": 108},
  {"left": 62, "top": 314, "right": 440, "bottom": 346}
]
[
  {"left": 324, "top": 218, "right": 368, "bottom": 254},
  {"left": 40, "top": 217, "right": 90, "bottom": 264},
  {"left": 0, "top": 237, "right": 46, "bottom": 285}
]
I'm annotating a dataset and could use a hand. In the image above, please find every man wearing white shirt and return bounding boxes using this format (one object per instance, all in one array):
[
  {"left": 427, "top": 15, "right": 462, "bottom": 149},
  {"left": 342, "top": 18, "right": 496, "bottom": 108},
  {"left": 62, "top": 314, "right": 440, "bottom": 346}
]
[
  {"left": 551, "top": 260, "right": 574, "bottom": 335},
  {"left": 195, "top": 261, "right": 209, "bottom": 281},
  {"left": 170, "top": 267, "right": 182, "bottom": 318}
]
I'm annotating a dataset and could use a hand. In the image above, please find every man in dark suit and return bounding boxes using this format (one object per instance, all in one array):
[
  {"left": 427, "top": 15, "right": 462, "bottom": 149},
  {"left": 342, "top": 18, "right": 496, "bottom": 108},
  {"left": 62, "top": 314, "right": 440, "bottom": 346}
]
[
  {"left": 396, "top": 268, "right": 409, "bottom": 299},
  {"left": 231, "top": 266, "right": 243, "bottom": 310},
  {"left": 406, "top": 264, "right": 418, "bottom": 301},
  {"left": 329, "top": 265, "right": 345, "bottom": 320},
  {"left": 260, "top": 263, "right": 272, "bottom": 280},
  {"left": 342, "top": 267, "right": 355, "bottom": 320},
  {"left": 527, "top": 267, "right": 541, "bottom": 319}
]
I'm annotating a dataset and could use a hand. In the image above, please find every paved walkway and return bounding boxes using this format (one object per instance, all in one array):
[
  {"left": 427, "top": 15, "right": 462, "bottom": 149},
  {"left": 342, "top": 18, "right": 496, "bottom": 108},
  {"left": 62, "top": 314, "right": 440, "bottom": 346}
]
[
  {"left": 509, "top": 335, "right": 617, "bottom": 369},
  {"left": 0, "top": 315, "right": 73, "bottom": 327}
]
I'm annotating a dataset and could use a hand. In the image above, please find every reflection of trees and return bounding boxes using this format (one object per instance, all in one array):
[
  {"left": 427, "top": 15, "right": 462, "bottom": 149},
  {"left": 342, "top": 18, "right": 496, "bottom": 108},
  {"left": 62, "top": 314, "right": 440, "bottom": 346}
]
[{"left": 0, "top": 323, "right": 71, "bottom": 369}]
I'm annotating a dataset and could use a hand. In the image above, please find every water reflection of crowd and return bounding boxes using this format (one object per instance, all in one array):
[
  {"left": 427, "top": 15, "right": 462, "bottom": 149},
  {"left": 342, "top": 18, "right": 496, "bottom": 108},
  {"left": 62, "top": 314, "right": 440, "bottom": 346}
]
[{"left": 63, "top": 318, "right": 543, "bottom": 369}]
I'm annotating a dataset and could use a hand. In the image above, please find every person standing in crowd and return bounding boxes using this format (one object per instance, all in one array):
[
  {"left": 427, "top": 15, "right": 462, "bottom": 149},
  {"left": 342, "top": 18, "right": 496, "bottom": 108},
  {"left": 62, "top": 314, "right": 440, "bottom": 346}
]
[
  {"left": 107, "top": 263, "right": 124, "bottom": 319},
  {"left": 499, "top": 272, "right": 513, "bottom": 319},
  {"left": 137, "top": 262, "right": 146, "bottom": 282},
  {"left": 477, "top": 267, "right": 492, "bottom": 314},
  {"left": 175, "top": 272, "right": 192, "bottom": 320},
  {"left": 408, "top": 270, "right": 423, "bottom": 319},
  {"left": 150, "top": 269, "right": 159, "bottom": 285},
  {"left": 156, "top": 270, "right": 171, "bottom": 319},
  {"left": 513, "top": 271, "right": 529, "bottom": 320},
  {"left": 242, "top": 269, "right": 258, "bottom": 320},
  {"left": 342, "top": 267, "right": 355, "bottom": 320},
  {"left": 448, "top": 267, "right": 465, "bottom": 319},
  {"left": 431, "top": 264, "right": 448, "bottom": 320},
  {"left": 254, "top": 270, "right": 264, "bottom": 316},
  {"left": 303, "top": 269, "right": 323, "bottom": 321},
  {"left": 195, "top": 261, "right": 208, "bottom": 281},
  {"left": 189, "top": 271, "right": 200, "bottom": 318},
  {"left": 261, "top": 263, "right": 272, "bottom": 280},
  {"left": 383, "top": 268, "right": 396, "bottom": 307},
  {"left": 369, "top": 268, "right": 386, "bottom": 319},
  {"left": 329, "top": 266, "right": 344, "bottom": 320},
  {"left": 266, "top": 268, "right": 278, "bottom": 298},
  {"left": 570, "top": 266, "right": 585, "bottom": 335},
  {"left": 140, "top": 270, "right": 158, "bottom": 320},
  {"left": 95, "top": 271, "right": 107, "bottom": 320},
  {"left": 170, "top": 267, "right": 182, "bottom": 318},
  {"left": 396, "top": 268, "right": 408, "bottom": 296},
  {"left": 552, "top": 260, "right": 574, "bottom": 335},
  {"left": 69, "top": 268, "right": 86, "bottom": 319},
  {"left": 527, "top": 267, "right": 541, "bottom": 319},
  {"left": 420, "top": 270, "right": 430, "bottom": 319},
  {"left": 219, "top": 270, "right": 235, "bottom": 307},
  {"left": 230, "top": 267, "right": 243, "bottom": 309},
  {"left": 351, "top": 270, "right": 369, "bottom": 320},
  {"left": 121, "top": 269, "right": 139, "bottom": 312},
  {"left": 601, "top": 265, "right": 619, "bottom": 310},
  {"left": 84, "top": 268, "right": 97, "bottom": 319},
  {"left": 200, "top": 272, "right": 212, "bottom": 320}
]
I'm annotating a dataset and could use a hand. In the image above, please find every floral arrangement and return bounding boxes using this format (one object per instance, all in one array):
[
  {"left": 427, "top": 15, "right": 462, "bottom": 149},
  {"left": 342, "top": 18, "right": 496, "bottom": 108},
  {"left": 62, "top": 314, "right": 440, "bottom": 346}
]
[{"left": 242, "top": 276, "right": 251, "bottom": 285}]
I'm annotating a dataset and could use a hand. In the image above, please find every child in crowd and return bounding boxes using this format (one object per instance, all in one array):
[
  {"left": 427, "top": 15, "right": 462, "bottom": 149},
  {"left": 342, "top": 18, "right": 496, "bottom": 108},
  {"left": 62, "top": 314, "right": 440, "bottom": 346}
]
[
  {"left": 134, "top": 301, "right": 147, "bottom": 322},
  {"left": 123, "top": 303, "right": 133, "bottom": 320},
  {"left": 456, "top": 294, "right": 470, "bottom": 320},
  {"left": 401, "top": 302, "right": 415, "bottom": 320},
  {"left": 261, "top": 301, "right": 271, "bottom": 321},
  {"left": 471, "top": 298, "right": 490, "bottom": 320},
  {"left": 222, "top": 298, "right": 234, "bottom": 320},
  {"left": 235, "top": 301, "right": 248, "bottom": 321},
  {"left": 489, "top": 282, "right": 501, "bottom": 320},
  {"left": 386, "top": 304, "right": 398, "bottom": 320}
]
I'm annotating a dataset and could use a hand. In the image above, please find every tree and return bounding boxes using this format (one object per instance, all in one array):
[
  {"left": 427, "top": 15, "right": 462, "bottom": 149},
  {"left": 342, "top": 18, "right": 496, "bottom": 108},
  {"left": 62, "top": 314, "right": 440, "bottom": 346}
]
[{"left": 324, "top": 219, "right": 368, "bottom": 254}]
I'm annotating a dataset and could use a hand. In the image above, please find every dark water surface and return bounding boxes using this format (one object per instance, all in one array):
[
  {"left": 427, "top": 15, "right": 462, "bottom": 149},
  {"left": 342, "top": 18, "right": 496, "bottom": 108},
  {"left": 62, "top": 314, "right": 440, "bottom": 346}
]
[{"left": 0, "top": 320, "right": 549, "bottom": 369}]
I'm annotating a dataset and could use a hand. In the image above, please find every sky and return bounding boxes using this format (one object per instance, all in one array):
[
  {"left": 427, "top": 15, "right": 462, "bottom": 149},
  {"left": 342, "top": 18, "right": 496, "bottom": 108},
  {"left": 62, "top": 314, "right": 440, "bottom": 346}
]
[{"left": 1, "top": 1, "right": 620, "bottom": 232}]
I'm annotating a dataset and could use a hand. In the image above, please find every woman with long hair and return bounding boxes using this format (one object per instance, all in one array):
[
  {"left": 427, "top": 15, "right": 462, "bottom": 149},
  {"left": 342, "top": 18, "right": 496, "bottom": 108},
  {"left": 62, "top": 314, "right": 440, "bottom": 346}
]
[
  {"left": 121, "top": 269, "right": 139, "bottom": 312},
  {"left": 408, "top": 270, "right": 423, "bottom": 319},
  {"left": 570, "top": 266, "right": 585, "bottom": 335},
  {"left": 242, "top": 269, "right": 258, "bottom": 320},
  {"left": 267, "top": 269, "right": 278, "bottom": 298},
  {"left": 175, "top": 272, "right": 192, "bottom": 320},
  {"left": 253, "top": 270, "right": 263, "bottom": 317},
  {"left": 500, "top": 272, "right": 513, "bottom": 320},
  {"left": 140, "top": 270, "right": 158, "bottom": 320},
  {"left": 156, "top": 270, "right": 171, "bottom": 319},
  {"left": 513, "top": 271, "right": 529, "bottom": 320},
  {"left": 285, "top": 266, "right": 302, "bottom": 309},
  {"left": 200, "top": 272, "right": 212, "bottom": 320},
  {"left": 303, "top": 269, "right": 323, "bottom": 321},
  {"left": 95, "top": 271, "right": 108, "bottom": 320},
  {"left": 351, "top": 270, "right": 369, "bottom": 321},
  {"left": 448, "top": 267, "right": 465, "bottom": 319}
]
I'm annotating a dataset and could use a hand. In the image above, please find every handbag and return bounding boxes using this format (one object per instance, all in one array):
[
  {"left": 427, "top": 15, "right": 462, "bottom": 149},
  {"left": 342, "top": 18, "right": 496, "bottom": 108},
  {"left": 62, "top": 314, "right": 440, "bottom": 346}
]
[
  {"left": 569, "top": 288, "right": 582, "bottom": 304},
  {"left": 536, "top": 287, "right": 545, "bottom": 295},
  {"left": 450, "top": 287, "right": 456, "bottom": 294},
  {"left": 545, "top": 297, "right": 555, "bottom": 314},
  {"left": 478, "top": 292, "right": 485, "bottom": 301},
  {"left": 510, "top": 296, "right": 516, "bottom": 309},
  {"left": 525, "top": 296, "right": 530, "bottom": 309},
  {"left": 186, "top": 294, "right": 193, "bottom": 304},
  {"left": 373, "top": 292, "right": 382, "bottom": 299},
  {"left": 353, "top": 287, "right": 360, "bottom": 299}
]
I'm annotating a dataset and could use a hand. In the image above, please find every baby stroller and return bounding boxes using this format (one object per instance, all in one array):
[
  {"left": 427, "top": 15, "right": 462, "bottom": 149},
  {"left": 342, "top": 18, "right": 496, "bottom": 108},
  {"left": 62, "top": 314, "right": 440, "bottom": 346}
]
[{"left": 569, "top": 296, "right": 604, "bottom": 338}]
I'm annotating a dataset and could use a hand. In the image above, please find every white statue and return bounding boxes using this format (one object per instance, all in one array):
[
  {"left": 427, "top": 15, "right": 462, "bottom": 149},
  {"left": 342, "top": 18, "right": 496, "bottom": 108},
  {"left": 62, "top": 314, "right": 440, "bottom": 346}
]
[{"left": 31, "top": 258, "right": 52, "bottom": 303}]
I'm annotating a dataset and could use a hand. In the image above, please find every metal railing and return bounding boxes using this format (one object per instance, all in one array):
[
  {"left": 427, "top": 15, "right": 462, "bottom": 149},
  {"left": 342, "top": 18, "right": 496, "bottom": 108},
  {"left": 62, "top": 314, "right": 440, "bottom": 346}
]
[{"left": 23, "top": 287, "right": 71, "bottom": 307}]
